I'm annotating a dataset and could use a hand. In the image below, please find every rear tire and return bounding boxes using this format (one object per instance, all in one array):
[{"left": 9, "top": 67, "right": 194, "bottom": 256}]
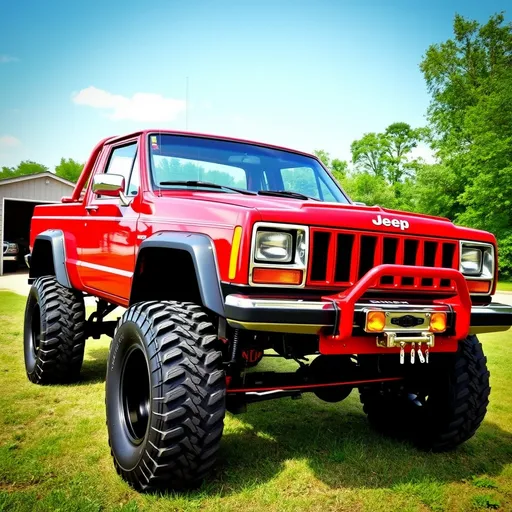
[
  {"left": 23, "top": 276, "right": 86, "bottom": 384},
  {"left": 359, "top": 335, "right": 490, "bottom": 451},
  {"left": 106, "top": 301, "right": 226, "bottom": 491}
]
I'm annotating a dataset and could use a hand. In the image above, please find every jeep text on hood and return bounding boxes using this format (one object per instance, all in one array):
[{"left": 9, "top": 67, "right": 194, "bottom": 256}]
[
  {"left": 23, "top": 130, "right": 512, "bottom": 492},
  {"left": 372, "top": 214, "right": 409, "bottom": 230}
]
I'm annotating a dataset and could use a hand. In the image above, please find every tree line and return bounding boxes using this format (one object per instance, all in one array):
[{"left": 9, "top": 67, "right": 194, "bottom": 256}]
[
  {"left": 0, "top": 158, "right": 84, "bottom": 183},
  {"left": 315, "top": 12, "right": 512, "bottom": 278}
]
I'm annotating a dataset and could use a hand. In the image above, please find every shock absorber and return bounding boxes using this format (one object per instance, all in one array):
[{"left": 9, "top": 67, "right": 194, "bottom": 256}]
[{"left": 230, "top": 328, "right": 240, "bottom": 365}]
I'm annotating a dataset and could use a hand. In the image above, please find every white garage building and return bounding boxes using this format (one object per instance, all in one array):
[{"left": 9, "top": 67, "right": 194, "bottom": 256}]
[{"left": 0, "top": 172, "right": 75, "bottom": 275}]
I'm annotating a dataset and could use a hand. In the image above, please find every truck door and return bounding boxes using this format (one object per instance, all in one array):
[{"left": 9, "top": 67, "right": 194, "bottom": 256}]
[{"left": 77, "top": 140, "right": 140, "bottom": 300}]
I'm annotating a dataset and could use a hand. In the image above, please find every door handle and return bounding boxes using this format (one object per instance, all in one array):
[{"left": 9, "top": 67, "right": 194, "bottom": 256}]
[{"left": 85, "top": 205, "right": 99, "bottom": 213}]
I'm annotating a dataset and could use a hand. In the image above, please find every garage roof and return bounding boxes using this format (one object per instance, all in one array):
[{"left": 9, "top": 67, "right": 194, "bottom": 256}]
[{"left": 0, "top": 172, "right": 75, "bottom": 188}]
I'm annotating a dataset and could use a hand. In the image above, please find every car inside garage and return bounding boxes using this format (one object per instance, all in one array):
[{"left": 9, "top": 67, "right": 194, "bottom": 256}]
[
  {"left": 0, "top": 172, "right": 75, "bottom": 275},
  {"left": 2, "top": 199, "right": 47, "bottom": 272}
]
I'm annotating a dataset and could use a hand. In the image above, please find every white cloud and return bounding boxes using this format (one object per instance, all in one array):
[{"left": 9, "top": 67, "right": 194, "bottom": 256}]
[
  {"left": 0, "top": 135, "right": 21, "bottom": 148},
  {"left": 72, "top": 86, "right": 186, "bottom": 122},
  {"left": 0, "top": 55, "right": 18, "bottom": 63}
]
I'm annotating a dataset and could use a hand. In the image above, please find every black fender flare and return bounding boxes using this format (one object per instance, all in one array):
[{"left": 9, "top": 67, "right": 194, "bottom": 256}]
[
  {"left": 133, "top": 232, "right": 225, "bottom": 317},
  {"left": 29, "top": 229, "right": 71, "bottom": 288}
]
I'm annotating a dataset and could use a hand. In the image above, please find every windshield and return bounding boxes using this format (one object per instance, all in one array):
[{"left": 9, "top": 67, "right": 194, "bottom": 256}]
[{"left": 148, "top": 134, "right": 350, "bottom": 203}]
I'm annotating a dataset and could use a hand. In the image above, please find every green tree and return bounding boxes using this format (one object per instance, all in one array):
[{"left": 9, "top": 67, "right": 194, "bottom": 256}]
[
  {"left": 341, "top": 172, "right": 397, "bottom": 208},
  {"left": 351, "top": 133, "right": 387, "bottom": 178},
  {"left": 420, "top": 12, "right": 512, "bottom": 276},
  {"left": 55, "top": 158, "right": 84, "bottom": 182},
  {"left": 313, "top": 149, "right": 331, "bottom": 168},
  {"left": 313, "top": 149, "right": 348, "bottom": 182},
  {"left": 331, "top": 159, "right": 348, "bottom": 182},
  {"left": 382, "top": 123, "right": 428, "bottom": 184},
  {"left": 0, "top": 161, "right": 48, "bottom": 180},
  {"left": 350, "top": 124, "right": 427, "bottom": 186}
]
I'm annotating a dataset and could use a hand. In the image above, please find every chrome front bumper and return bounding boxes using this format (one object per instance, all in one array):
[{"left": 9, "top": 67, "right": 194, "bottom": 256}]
[{"left": 225, "top": 294, "right": 512, "bottom": 335}]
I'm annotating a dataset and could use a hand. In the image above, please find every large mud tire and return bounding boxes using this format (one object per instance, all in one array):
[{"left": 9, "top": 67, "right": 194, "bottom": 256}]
[
  {"left": 359, "top": 335, "right": 490, "bottom": 451},
  {"left": 106, "top": 301, "right": 226, "bottom": 491},
  {"left": 23, "top": 276, "right": 86, "bottom": 384}
]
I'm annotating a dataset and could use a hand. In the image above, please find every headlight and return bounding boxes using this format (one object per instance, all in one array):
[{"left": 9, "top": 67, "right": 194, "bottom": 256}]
[
  {"left": 461, "top": 247, "right": 482, "bottom": 275},
  {"left": 460, "top": 242, "right": 494, "bottom": 278},
  {"left": 255, "top": 231, "right": 293, "bottom": 262}
]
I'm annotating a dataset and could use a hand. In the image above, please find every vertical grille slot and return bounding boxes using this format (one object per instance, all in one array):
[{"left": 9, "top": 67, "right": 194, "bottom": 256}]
[
  {"left": 310, "top": 231, "right": 331, "bottom": 281},
  {"left": 358, "top": 236, "right": 377, "bottom": 279},
  {"left": 440, "top": 243, "right": 456, "bottom": 287},
  {"left": 402, "top": 239, "right": 419, "bottom": 285},
  {"left": 381, "top": 237, "right": 398, "bottom": 285},
  {"left": 334, "top": 234, "right": 354, "bottom": 282},
  {"left": 421, "top": 241, "right": 438, "bottom": 286}
]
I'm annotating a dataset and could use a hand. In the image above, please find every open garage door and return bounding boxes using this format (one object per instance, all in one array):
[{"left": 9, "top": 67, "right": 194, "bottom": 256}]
[{"left": 1, "top": 199, "right": 51, "bottom": 275}]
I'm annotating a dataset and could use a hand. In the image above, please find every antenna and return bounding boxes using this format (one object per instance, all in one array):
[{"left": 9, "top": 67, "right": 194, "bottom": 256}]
[{"left": 185, "top": 76, "right": 189, "bottom": 131}]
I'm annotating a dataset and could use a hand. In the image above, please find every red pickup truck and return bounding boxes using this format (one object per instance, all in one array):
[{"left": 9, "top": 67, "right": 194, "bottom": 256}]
[{"left": 23, "top": 130, "right": 512, "bottom": 491}]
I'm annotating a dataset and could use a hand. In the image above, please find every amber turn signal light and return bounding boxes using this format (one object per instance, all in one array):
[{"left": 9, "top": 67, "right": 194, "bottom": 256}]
[
  {"left": 430, "top": 312, "right": 447, "bottom": 333},
  {"left": 366, "top": 311, "right": 386, "bottom": 332},
  {"left": 467, "top": 280, "right": 491, "bottom": 294},
  {"left": 252, "top": 268, "right": 303, "bottom": 285}
]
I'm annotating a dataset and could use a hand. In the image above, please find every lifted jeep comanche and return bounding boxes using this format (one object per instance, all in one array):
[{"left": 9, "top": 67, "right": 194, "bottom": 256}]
[{"left": 23, "top": 130, "right": 512, "bottom": 491}]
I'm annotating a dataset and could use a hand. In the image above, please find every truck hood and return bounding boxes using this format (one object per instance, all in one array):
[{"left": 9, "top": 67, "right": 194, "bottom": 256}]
[{"left": 158, "top": 192, "right": 496, "bottom": 243}]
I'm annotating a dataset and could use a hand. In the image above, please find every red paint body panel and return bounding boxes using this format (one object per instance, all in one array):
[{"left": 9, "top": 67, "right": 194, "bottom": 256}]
[{"left": 30, "top": 131, "right": 499, "bottom": 351}]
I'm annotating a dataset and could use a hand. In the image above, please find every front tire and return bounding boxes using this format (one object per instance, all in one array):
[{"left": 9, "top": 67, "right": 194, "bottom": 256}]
[
  {"left": 359, "top": 335, "right": 490, "bottom": 451},
  {"left": 106, "top": 301, "right": 226, "bottom": 491},
  {"left": 23, "top": 276, "right": 86, "bottom": 384}
]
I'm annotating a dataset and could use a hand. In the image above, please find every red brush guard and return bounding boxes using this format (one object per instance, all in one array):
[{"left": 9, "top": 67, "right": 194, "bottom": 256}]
[{"left": 319, "top": 264, "right": 472, "bottom": 355}]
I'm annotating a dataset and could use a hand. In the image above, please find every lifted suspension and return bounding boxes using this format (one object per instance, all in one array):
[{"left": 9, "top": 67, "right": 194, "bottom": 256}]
[{"left": 85, "top": 299, "right": 118, "bottom": 339}]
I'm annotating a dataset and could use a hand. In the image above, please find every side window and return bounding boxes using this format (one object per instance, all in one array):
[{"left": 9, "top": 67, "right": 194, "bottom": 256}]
[
  {"left": 103, "top": 143, "right": 137, "bottom": 195},
  {"left": 280, "top": 167, "right": 320, "bottom": 199}
]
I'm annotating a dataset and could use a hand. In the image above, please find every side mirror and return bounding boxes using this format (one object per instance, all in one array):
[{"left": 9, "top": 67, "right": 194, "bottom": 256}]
[{"left": 92, "top": 174, "right": 125, "bottom": 197}]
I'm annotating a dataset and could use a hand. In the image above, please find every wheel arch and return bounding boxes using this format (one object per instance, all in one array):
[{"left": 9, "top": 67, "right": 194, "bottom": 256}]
[
  {"left": 29, "top": 229, "right": 71, "bottom": 288},
  {"left": 130, "top": 232, "right": 225, "bottom": 317}
]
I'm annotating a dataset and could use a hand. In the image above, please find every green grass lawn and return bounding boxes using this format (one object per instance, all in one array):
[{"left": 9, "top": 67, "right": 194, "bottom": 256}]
[
  {"left": 1, "top": 291, "right": 511, "bottom": 512},
  {"left": 497, "top": 282, "right": 512, "bottom": 292}
]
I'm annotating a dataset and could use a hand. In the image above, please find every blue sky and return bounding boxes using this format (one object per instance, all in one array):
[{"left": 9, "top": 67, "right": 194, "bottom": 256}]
[{"left": 0, "top": 0, "right": 508, "bottom": 170}]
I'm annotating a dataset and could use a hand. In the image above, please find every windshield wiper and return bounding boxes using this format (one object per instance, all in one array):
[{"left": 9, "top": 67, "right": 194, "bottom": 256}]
[
  {"left": 158, "top": 181, "right": 256, "bottom": 195},
  {"left": 257, "top": 190, "right": 320, "bottom": 201}
]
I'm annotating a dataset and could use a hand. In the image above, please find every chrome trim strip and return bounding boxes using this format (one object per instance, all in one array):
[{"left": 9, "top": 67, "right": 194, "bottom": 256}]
[
  {"left": 471, "top": 303, "right": 512, "bottom": 314},
  {"left": 226, "top": 319, "right": 325, "bottom": 334},
  {"left": 469, "top": 325, "right": 511, "bottom": 334},
  {"left": 469, "top": 303, "right": 512, "bottom": 333},
  {"left": 225, "top": 295, "right": 327, "bottom": 310},
  {"left": 76, "top": 260, "right": 133, "bottom": 278},
  {"left": 225, "top": 294, "right": 451, "bottom": 313}
]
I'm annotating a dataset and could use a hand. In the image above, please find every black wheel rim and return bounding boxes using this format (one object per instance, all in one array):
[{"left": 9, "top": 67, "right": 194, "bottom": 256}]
[
  {"left": 30, "top": 303, "right": 41, "bottom": 356},
  {"left": 120, "top": 346, "right": 151, "bottom": 444}
]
